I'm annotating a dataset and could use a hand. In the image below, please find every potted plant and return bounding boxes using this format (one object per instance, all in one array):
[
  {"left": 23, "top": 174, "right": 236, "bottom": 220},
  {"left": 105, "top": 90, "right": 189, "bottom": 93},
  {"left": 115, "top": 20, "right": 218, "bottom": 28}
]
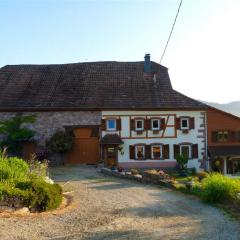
[
  {"left": 46, "top": 130, "right": 74, "bottom": 166},
  {"left": 176, "top": 154, "right": 189, "bottom": 177}
]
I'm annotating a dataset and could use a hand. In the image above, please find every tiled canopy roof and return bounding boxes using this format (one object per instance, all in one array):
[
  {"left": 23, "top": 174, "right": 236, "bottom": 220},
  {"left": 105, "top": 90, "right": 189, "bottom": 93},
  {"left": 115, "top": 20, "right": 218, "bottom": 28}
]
[
  {"left": 100, "top": 134, "right": 124, "bottom": 145},
  {"left": 208, "top": 146, "right": 240, "bottom": 157},
  {"left": 0, "top": 61, "right": 206, "bottom": 111}
]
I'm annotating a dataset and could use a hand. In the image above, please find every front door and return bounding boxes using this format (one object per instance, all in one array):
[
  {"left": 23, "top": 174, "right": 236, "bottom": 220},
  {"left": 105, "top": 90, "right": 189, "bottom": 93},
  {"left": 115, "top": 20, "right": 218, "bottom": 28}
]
[{"left": 105, "top": 146, "right": 117, "bottom": 167}]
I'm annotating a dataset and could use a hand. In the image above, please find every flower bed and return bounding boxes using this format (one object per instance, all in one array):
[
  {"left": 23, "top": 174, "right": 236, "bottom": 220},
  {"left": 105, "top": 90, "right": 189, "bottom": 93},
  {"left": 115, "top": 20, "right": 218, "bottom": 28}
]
[
  {"left": 0, "top": 151, "right": 62, "bottom": 213},
  {"left": 101, "top": 168, "right": 176, "bottom": 188}
]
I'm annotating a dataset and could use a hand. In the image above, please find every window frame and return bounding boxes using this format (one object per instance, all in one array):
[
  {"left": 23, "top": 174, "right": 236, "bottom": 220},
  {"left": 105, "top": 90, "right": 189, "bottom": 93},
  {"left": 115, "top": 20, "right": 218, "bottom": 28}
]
[
  {"left": 180, "top": 145, "right": 191, "bottom": 159},
  {"left": 151, "top": 145, "right": 163, "bottom": 160},
  {"left": 151, "top": 119, "right": 160, "bottom": 130},
  {"left": 135, "top": 119, "right": 144, "bottom": 131},
  {"left": 180, "top": 118, "right": 189, "bottom": 130},
  {"left": 135, "top": 145, "right": 145, "bottom": 160},
  {"left": 106, "top": 119, "right": 117, "bottom": 131}
]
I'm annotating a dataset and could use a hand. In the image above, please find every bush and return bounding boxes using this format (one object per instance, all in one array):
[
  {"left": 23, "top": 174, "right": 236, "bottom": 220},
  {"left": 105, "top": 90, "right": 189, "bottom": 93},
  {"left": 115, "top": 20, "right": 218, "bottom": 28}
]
[
  {"left": 201, "top": 173, "right": 240, "bottom": 203},
  {"left": 0, "top": 156, "right": 29, "bottom": 183},
  {"left": 16, "top": 179, "right": 62, "bottom": 211},
  {"left": 0, "top": 115, "right": 36, "bottom": 154},
  {"left": 46, "top": 130, "right": 74, "bottom": 154}
]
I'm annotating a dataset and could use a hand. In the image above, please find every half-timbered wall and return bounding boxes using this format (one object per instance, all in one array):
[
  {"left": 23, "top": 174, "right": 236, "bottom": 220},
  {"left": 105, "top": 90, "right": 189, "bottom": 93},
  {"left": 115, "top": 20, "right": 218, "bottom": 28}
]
[{"left": 102, "top": 110, "right": 206, "bottom": 171}]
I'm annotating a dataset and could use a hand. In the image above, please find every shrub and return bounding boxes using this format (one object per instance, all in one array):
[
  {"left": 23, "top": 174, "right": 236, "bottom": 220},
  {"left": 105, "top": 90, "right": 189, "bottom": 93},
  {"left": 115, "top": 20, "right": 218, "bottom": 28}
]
[
  {"left": 0, "top": 155, "right": 29, "bottom": 183},
  {"left": 28, "top": 156, "right": 48, "bottom": 180},
  {"left": 46, "top": 130, "right": 74, "bottom": 154},
  {"left": 201, "top": 173, "right": 240, "bottom": 203},
  {"left": 0, "top": 115, "right": 36, "bottom": 154},
  {"left": 0, "top": 183, "right": 29, "bottom": 205},
  {"left": 16, "top": 179, "right": 62, "bottom": 211}
]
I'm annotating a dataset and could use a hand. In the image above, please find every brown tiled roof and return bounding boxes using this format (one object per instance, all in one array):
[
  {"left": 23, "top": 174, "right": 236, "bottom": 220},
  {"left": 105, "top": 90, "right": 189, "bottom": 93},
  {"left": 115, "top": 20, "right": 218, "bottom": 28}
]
[
  {"left": 208, "top": 146, "right": 240, "bottom": 157},
  {"left": 0, "top": 61, "right": 206, "bottom": 111},
  {"left": 100, "top": 134, "right": 123, "bottom": 145}
]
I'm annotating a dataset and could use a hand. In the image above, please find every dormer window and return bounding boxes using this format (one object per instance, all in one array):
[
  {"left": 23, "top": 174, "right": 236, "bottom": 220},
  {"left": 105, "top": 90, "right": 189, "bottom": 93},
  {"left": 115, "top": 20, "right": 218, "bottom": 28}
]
[
  {"left": 135, "top": 119, "right": 144, "bottom": 131},
  {"left": 181, "top": 118, "right": 189, "bottom": 130},
  {"left": 151, "top": 119, "right": 160, "bottom": 130},
  {"left": 107, "top": 119, "right": 116, "bottom": 131}
]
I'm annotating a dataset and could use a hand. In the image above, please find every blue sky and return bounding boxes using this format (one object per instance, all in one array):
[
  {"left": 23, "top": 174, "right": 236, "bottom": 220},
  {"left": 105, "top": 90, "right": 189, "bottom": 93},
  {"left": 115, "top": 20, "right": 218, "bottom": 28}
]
[{"left": 1, "top": 0, "right": 240, "bottom": 103}]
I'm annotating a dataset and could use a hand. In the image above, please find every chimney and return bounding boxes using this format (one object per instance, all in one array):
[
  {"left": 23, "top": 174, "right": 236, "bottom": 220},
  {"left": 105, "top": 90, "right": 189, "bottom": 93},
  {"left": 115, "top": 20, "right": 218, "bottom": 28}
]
[{"left": 144, "top": 53, "right": 151, "bottom": 73}]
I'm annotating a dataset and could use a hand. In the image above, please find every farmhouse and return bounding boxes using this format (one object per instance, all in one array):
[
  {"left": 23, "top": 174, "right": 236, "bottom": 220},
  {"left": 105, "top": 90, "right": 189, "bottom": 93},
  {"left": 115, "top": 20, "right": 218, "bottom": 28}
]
[{"left": 0, "top": 54, "right": 208, "bottom": 171}]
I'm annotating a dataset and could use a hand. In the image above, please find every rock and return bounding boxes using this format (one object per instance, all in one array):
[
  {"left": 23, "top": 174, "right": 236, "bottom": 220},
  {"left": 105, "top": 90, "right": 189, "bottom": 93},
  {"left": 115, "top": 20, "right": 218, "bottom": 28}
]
[
  {"left": 45, "top": 176, "right": 54, "bottom": 184},
  {"left": 15, "top": 207, "right": 30, "bottom": 214},
  {"left": 0, "top": 206, "right": 15, "bottom": 212}
]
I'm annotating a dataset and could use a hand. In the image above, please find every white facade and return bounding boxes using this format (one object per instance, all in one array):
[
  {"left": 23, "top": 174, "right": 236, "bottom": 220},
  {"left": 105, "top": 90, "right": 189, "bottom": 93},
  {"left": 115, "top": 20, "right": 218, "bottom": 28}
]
[{"left": 102, "top": 110, "right": 206, "bottom": 171}]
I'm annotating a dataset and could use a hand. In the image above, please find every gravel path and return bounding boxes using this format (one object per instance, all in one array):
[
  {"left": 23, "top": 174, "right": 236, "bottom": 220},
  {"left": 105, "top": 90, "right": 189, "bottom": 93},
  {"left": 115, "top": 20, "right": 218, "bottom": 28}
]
[{"left": 0, "top": 165, "right": 239, "bottom": 240}]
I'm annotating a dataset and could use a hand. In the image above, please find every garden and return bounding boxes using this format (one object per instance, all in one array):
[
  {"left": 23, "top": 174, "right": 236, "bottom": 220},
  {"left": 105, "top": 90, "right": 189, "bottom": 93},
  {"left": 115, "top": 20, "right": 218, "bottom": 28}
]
[
  {"left": 0, "top": 115, "right": 67, "bottom": 214},
  {"left": 0, "top": 149, "right": 62, "bottom": 213}
]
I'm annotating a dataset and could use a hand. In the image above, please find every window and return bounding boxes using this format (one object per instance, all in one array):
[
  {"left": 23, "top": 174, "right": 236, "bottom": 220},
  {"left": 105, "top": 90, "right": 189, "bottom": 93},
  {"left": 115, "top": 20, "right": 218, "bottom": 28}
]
[
  {"left": 151, "top": 145, "right": 162, "bottom": 159},
  {"left": 151, "top": 119, "right": 160, "bottom": 130},
  {"left": 180, "top": 145, "right": 191, "bottom": 159},
  {"left": 217, "top": 131, "right": 228, "bottom": 142},
  {"left": 135, "top": 145, "right": 145, "bottom": 160},
  {"left": 135, "top": 119, "right": 144, "bottom": 131},
  {"left": 181, "top": 118, "right": 189, "bottom": 130},
  {"left": 107, "top": 119, "right": 116, "bottom": 131}
]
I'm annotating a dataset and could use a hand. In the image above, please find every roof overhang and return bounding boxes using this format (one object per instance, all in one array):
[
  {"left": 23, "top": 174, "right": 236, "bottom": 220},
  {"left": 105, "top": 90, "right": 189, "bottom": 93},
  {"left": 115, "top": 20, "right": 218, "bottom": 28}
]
[{"left": 208, "top": 146, "right": 240, "bottom": 158}]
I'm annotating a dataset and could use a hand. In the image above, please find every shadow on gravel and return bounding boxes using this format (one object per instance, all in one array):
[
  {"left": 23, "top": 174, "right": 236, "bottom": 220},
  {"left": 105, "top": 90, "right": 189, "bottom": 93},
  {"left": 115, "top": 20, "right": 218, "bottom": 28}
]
[{"left": 81, "top": 230, "right": 162, "bottom": 240}]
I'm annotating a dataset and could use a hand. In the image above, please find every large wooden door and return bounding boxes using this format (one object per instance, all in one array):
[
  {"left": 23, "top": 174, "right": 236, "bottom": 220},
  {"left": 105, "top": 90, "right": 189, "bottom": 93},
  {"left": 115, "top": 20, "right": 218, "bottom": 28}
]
[{"left": 67, "top": 128, "right": 99, "bottom": 164}]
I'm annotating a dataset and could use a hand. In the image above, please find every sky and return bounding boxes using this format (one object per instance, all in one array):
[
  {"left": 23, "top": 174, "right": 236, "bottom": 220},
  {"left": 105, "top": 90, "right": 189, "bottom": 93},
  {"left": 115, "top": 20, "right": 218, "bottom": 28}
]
[{"left": 0, "top": 0, "right": 240, "bottom": 104}]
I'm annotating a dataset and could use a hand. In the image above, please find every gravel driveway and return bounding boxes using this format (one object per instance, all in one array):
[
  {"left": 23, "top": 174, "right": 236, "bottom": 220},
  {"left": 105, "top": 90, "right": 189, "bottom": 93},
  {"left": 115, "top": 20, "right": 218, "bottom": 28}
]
[{"left": 0, "top": 165, "right": 239, "bottom": 240}]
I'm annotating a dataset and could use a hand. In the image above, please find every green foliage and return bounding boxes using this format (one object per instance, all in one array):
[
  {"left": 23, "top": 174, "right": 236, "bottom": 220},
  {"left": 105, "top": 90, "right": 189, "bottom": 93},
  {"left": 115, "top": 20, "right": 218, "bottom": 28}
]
[
  {"left": 0, "top": 115, "right": 36, "bottom": 154},
  {"left": 16, "top": 179, "right": 62, "bottom": 211},
  {"left": 176, "top": 154, "right": 189, "bottom": 171},
  {"left": 47, "top": 130, "right": 74, "bottom": 154},
  {"left": 0, "top": 153, "right": 29, "bottom": 183},
  {"left": 28, "top": 156, "right": 48, "bottom": 180},
  {"left": 0, "top": 151, "right": 62, "bottom": 212},
  {"left": 0, "top": 183, "right": 29, "bottom": 202},
  {"left": 201, "top": 173, "right": 240, "bottom": 203}
]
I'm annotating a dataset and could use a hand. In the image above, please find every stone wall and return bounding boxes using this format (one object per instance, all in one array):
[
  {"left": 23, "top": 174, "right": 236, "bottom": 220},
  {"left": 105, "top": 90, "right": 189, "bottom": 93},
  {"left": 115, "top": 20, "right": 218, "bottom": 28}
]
[{"left": 0, "top": 111, "right": 101, "bottom": 145}]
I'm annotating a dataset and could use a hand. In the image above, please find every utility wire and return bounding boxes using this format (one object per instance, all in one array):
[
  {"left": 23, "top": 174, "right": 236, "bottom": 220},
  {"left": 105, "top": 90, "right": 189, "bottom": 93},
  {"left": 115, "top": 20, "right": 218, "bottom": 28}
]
[{"left": 160, "top": 0, "right": 183, "bottom": 64}]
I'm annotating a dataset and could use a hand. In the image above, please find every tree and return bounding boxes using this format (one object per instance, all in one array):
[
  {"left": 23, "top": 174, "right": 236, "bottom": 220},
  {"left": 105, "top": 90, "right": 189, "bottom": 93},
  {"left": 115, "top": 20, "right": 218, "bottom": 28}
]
[{"left": 0, "top": 115, "right": 36, "bottom": 154}]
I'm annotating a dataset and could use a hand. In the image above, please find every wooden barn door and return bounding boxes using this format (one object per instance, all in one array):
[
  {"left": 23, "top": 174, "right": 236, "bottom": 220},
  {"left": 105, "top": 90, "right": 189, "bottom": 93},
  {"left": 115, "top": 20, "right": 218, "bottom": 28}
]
[{"left": 67, "top": 128, "right": 99, "bottom": 164}]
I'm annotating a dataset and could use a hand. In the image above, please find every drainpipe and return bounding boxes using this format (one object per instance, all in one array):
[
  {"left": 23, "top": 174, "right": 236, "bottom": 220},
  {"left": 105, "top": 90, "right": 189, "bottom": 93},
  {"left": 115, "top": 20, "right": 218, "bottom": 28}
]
[
  {"left": 223, "top": 157, "right": 227, "bottom": 175},
  {"left": 204, "top": 111, "right": 208, "bottom": 171}
]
